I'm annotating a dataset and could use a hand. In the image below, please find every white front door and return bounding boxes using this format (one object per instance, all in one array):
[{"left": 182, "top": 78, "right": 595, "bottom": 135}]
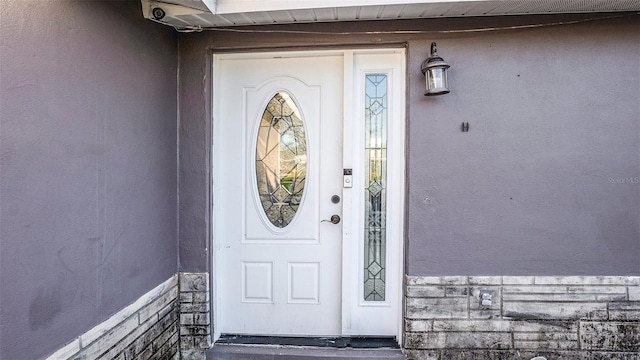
[{"left": 213, "top": 50, "right": 405, "bottom": 339}]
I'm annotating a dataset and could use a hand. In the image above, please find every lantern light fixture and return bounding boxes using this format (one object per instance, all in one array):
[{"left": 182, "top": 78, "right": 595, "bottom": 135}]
[{"left": 421, "top": 42, "right": 450, "bottom": 96}]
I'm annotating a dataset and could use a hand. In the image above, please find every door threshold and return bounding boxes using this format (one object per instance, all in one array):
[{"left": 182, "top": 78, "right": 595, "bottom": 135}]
[
  {"left": 207, "top": 343, "right": 406, "bottom": 360},
  {"left": 216, "top": 335, "right": 399, "bottom": 349}
]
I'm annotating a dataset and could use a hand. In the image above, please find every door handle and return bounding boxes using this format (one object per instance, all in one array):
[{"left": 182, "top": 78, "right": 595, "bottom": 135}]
[{"left": 321, "top": 215, "right": 341, "bottom": 224}]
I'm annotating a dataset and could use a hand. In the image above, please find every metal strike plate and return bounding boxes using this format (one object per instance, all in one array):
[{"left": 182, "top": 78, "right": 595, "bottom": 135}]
[{"left": 343, "top": 169, "right": 353, "bottom": 188}]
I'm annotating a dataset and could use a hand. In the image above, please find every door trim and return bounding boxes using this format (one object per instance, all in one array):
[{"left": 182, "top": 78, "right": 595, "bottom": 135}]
[
  {"left": 342, "top": 50, "right": 406, "bottom": 340},
  {"left": 211, "top": 48, "right": 406, "bottom": 344}
]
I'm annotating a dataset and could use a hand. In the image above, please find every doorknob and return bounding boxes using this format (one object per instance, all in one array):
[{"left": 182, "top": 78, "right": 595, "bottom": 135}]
[{"left": 321, "top": 215, "right": 341, "bottom": 224}]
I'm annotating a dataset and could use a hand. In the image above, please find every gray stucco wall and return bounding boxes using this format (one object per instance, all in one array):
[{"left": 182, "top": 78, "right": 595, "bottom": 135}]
[
  {"left": 0, "top": 1, "right": 178, "bottom": 359},
  {"left": 178, "top": 14, "right": 639, "bottom": 275},
  {"left": 407, "top": 16, "right": 639, "bottom": 275}
]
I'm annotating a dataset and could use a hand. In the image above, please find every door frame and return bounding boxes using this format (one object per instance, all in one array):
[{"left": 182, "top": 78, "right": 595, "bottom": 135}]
[{"left": 210, "top": 48, "right": 406, "bottom": 344}]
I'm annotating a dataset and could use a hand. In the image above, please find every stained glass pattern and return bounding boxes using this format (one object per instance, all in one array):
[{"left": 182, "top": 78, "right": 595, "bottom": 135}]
[
  {"left": 364, "top": 75, "right": 387, "bottom": 301},
  {"left": 255, "top": 92, "right": 307, "bottom": 228}
]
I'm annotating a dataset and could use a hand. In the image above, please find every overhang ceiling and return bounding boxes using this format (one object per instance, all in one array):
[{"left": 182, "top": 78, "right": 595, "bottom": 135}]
[{"left": 140, "top": 0, "right": 640, "bottom": 29}]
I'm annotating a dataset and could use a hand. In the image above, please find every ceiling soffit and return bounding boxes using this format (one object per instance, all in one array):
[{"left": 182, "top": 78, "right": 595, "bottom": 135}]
[{"left": 140, "top": 0, "right": 640, "bottom": 29}]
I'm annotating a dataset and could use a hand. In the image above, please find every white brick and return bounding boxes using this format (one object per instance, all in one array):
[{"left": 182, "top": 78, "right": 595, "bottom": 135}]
[
  {"left": 159, "top": 302, "right": 176, "bottom": 319},
  {"left": 469, "top": 276, "right": 502, "bottom": 285},
  {"left": 139, "top": 286, "right": 179, "bottom": 323},
  {"left": 444, "top": 286, "right": 469, "bottom": 297},
  {"left": 432, "top": 320, "right": 509, "bottom": 332},
  {"left": 404, "top": 332, "right": 445, "bottom": 349},
  {"left": 514, "top": 332, "right": 578, "bottom": 342},
  {"left": 513, "top": 340, "right": 578, "bottom": 350},
  {"left": 180, "top": 335, "right": 194, "bottom": 350},
  {"left": 407, "top": 276, "right": 467, "bottom": 286},
  {"left": 580, "top": 321, "right": 640, "bottom": 351},
  {"left": 404, "top": 350, "right": 440, "bottom": 360},
  {"left": 503, "top": 302, "right": 607, "bottom": 320},
  {"left": 196, "top": 334, "right": 212, "bottom": 349},
  {"left": 407, "top": 277, "right": 427, "bottom": 286},
  {"left": 502, "top": 293, "right": 597, "bottom": 302},
  {"left": 502, "top": 276, "right": 534, "bottom": 285},
  {"left": 406, "top": 286, "right": 445, "bottom": 298},
  {"left": 80, "top": 312, "right": 134, "bottom": 348},
  {"left": 629, "top": 286, "right": 640, "bottom": 301},
  {"left": 608, "top": 302, "right": 640, "bottom": 320},
  {"left": 469, "top": 309, "right": 501, "bottom": 319},
  {"left": 45, "top": 339, "right": 80, "bottom": 360},
  {"left": 534, "top": 276, "right": 639, "bottom": 286},
  {"left": 194, "top": 313, "right": 210, "bottom": 325},
  {"left": 92, "top": 315, "right": 158, "bottom": 360},
  {"left": 503, "top": 286, "right": 568, "bottom": 294},
  {"left": 422, "top": 332, "right": 510, "bottom": 349},
  {"left": 504, "top": 284, "right": 626, "bottom": 297},
  {"left": 193, "top": 292, "right": 208, "bottom": 303},
  {"left": 511, "top": 321, "right": 577, "bottom": 333},
  {"left": 608, "top": 302, "right": 640, "bottom": 310},
  {"left": 405, "top": 319, "right": 430, "bottom": 332},
  {"left": 596, "top": 294, "right": 628, "bottom": 302},
  {"left": 79, "top": 315, "right": 138, "bottom": 358},
  {"left": 180, "top": 292, "right": 193, "bottom": 303},
  {"left": 181, "top": 302, "right": 210, "bottom": 313},
  {"left": 180, "top": 273, "right": 209, "bottom": 292},
  {"left": 567, "top": 286, "right": 628, "bottom": 294},
  {"left": 406, "top": 297, "right": 468, "bottom": 319},
  {"left": 181, "top": 313, "right": 195, "bottom": 325}
]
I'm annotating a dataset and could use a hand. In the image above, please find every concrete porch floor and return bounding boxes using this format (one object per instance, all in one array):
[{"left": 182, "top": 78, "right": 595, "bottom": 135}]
[{"left": 207, "top": 344, "right": 406, "bottom": 359}]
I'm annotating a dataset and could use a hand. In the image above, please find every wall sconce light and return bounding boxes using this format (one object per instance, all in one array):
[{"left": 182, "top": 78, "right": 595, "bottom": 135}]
[{"left": 421, "top": 42, "right": 450, "bottom": 96}]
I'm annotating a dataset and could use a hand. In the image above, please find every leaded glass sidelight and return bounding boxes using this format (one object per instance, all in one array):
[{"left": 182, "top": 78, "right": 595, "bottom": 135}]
[
  {"left": 255, "top": 92, "right": 307, "bottom": 228},
  {"left": 363, "top": 75, "right": 388, "bottom": 302}
]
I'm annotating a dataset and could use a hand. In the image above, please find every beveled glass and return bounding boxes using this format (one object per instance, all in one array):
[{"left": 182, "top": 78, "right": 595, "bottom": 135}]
[
  {"left": 255, "top": 92, "right": 307, "bottom": 228},
  {"left": 364, "top": 75, "right": 387, "bottom": 301}
]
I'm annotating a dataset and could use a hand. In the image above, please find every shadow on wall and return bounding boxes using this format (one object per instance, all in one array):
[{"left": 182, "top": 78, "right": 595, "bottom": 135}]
[{"left": 0, "top": 1, "right": 178, "bottom": 359}]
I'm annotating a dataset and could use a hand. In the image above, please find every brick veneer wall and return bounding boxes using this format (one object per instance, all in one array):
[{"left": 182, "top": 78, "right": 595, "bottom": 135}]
[
  {"left": 46, "top": 275, "right": 180, "bottom": 360},
  {"left": 179, "top": 273, "right": 211, "bottom": 359},
  {"left": 45, "top": 273, "right": 213, "bottom": 360},
  {"left": 404, "top": 276, "right": 640, "bottom": 359}
]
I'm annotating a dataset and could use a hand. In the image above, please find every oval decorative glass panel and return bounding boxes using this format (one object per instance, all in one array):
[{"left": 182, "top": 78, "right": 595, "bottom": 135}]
[{"left": 255, "top": 92, "right": 307, "bottom": 228}]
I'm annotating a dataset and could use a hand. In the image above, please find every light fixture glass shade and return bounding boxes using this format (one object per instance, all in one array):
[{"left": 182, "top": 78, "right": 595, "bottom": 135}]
[
  {"left": 426, "top": 67, "right": 448, "bottom": 95},
  {"left": 421, "top": 42, "right": 450, "bottom": 96}
]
